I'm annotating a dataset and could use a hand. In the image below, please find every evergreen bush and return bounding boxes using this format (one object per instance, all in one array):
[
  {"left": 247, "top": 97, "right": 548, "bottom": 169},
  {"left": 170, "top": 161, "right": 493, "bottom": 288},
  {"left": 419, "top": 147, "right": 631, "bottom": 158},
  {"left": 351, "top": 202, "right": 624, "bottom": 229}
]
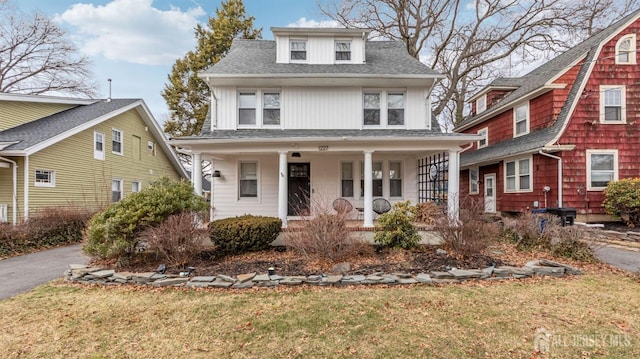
[
  {"left": 604, "top": 178, "right": 640, "bottom": 227},
  {"left": 209, "top": 215, "right": 281, "bottom": 254},
  {"left": 374, "top": 201, "right": 421, "bottom": 249}
]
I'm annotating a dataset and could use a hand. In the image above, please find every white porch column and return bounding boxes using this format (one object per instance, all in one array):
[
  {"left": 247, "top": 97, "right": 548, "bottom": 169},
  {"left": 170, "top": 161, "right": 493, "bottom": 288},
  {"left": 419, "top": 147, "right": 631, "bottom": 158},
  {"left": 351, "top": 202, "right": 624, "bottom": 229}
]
[
  {"left": 278, "top": 151, "right": 288, "bottom": 227},
  {"left": 209, "top": 158, "right": 215, "bottom": 223},
  {"left": 192, "top": 152, "right": 202, "bottom": 196},
  {"left": 363, "top": 150, "right": 374, "bottom": 227},
  {"left": 447, "top": 150, "right": 460, "bottom": 222}
]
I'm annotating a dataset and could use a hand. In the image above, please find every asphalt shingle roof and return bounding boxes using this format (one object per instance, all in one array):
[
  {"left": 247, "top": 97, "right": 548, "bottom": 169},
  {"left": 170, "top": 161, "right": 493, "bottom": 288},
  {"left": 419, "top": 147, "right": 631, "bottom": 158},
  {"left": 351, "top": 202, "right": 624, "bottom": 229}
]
[
  {"left": 0, "top": 99, "right": 139, "bottom": 151},
  {"left": 201, "top": 39, "right": 440, "bottom": 77}
]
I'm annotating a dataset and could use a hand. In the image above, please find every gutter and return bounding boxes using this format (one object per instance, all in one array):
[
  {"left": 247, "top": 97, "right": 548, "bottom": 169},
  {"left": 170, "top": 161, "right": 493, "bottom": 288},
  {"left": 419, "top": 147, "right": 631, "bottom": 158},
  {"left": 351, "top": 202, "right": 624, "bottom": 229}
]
[
  {"left": 0, "top": 156, "right": 18, "bottom": 224},
  {"left": 538, "top": 150, "right": 563, "bottom": 208}
]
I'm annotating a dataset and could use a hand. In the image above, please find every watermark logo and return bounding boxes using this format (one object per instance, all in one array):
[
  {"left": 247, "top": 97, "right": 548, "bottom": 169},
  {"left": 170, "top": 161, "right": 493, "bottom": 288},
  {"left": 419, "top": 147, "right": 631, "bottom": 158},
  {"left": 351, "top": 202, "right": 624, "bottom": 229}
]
[
  {"left": 533, "top": 327, "right": 632, "bottom": 354},
  {"left": 534, "top": 327, "right": 551, "bottom": 353}
]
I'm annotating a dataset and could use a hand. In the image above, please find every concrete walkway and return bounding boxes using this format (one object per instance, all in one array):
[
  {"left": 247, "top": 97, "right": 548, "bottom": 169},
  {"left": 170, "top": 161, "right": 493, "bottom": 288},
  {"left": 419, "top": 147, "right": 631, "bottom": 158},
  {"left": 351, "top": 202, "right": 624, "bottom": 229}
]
[{"left": 0, "top": 244, "right": 89, "bottom": 301}]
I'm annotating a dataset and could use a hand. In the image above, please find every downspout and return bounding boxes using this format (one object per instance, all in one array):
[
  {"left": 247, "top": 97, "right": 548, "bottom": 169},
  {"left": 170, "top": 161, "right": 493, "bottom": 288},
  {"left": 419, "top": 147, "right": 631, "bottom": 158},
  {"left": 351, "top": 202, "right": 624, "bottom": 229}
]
[
  {"left": 0, "top": 156, "right": 18, "bottom": 224},
  {"left": 538, "top": 150, "right": 562, "bottom": 208}
]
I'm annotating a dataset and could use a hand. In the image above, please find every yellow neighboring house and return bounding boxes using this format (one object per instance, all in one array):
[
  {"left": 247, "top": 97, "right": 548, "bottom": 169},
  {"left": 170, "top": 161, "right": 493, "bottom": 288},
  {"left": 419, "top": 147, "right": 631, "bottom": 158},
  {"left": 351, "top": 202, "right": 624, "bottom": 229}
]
[{"left": 0, "top": 93, "right": 187, "bottom": 224}]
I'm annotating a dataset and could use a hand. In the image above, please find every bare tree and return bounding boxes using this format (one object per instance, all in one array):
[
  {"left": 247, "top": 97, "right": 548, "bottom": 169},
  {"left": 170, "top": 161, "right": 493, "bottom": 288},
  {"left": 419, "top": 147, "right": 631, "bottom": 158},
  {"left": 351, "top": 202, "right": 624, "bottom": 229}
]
[
  {"left": 320, "top": 0, "right": 637, "bottom": 127},
  {"left": 0, "top": 2, "right": 97, "bottom": 97}
]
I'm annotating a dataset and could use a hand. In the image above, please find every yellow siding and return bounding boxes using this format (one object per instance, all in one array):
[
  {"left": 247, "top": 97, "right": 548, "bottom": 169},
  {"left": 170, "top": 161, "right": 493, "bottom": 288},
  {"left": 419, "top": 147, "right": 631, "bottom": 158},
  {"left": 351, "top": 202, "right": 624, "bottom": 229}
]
[
  {"left": 25, "top": 108, "right": 182, "bottom": 217},
  {"left": 0, "top": 101, "right": 76, "bottom": 131},
  {"left": 0, "top": 157, "right": 24, "bottom": 222}
]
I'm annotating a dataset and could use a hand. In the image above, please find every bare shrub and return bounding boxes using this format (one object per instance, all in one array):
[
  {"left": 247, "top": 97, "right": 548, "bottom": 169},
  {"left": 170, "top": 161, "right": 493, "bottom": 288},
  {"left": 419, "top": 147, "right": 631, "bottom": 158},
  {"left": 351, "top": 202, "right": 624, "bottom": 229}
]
[
  {"left": 435, "top": 197, "right": 499, "bottom": 259},
  {"left": 138, "top": 211, "right": 208, "bottom": 268},
  {"left": 414, "top": 201, "right": 445, "bottom": 224},
  {"left": 284, "top": 196, "right": 370, "bottom": 263}
]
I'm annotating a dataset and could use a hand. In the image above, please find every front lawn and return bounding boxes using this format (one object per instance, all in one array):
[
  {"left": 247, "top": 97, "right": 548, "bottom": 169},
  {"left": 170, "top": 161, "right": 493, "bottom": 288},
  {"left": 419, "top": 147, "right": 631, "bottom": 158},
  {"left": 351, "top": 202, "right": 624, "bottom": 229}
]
[{"left": 0, "top": 271, "right": 638, "bottom": 358}]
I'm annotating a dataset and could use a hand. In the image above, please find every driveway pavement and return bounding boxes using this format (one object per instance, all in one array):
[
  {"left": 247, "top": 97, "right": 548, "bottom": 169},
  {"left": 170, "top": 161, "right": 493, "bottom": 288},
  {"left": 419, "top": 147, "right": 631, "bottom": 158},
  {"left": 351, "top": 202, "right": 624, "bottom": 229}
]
[
  {"left": 0, "top": 244, "right": 89, "bottom": 301},
  {"left": 592, "top": 244, "right": 640, "bottom": 272}
]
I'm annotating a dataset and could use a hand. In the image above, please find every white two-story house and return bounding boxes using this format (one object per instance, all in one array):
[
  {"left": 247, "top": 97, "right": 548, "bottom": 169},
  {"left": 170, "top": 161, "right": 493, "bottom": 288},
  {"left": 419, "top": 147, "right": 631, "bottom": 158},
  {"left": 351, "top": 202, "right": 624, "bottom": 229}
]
[{"left": 170, "top": 27, "right": 479, "bottom": 227}]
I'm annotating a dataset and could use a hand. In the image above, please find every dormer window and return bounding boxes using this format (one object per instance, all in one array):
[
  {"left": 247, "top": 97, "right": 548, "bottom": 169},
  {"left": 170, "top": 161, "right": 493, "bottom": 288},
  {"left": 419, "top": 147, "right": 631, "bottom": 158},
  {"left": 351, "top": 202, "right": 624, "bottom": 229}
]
[
  {"left": 290, "top": 40, "right": 307, "bottom": 61},
  {"left": 616, "top": 34, "right": 636, "bottom": 64},
  {"left": 335, "top": 41, "right": 351, "bottom": 61},
  {"left": 476, "top": 95, "right": 486, "bottom": 113}
]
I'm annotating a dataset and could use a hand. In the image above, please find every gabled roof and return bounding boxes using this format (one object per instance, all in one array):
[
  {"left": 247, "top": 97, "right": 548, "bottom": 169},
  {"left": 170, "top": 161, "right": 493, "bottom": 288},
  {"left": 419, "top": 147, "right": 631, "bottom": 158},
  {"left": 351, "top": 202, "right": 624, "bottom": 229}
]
[
  {"left": 199, "top": 39, "right": 441, "bottom": 78},
  {"left": 458, "top": 9, "right": 640, "bottom": 167}
]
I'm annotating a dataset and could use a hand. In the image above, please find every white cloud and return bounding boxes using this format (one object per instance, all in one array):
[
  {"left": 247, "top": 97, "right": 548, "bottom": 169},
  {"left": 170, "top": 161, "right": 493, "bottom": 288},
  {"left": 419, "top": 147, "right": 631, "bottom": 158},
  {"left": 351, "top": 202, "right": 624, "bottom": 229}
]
[
  {"left": 55, "top": 0, "right": 205, "bottom": 66},
  {"left": 287, "top": 17, "right": 339, "bottom": 28}
]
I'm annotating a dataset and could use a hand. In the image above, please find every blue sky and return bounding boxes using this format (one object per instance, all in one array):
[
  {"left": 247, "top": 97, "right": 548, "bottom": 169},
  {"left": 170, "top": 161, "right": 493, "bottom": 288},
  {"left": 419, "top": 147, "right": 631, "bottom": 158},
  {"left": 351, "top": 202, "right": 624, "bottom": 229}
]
[{"left": 13, "top": 0, "right": 333, "bottom": 124}]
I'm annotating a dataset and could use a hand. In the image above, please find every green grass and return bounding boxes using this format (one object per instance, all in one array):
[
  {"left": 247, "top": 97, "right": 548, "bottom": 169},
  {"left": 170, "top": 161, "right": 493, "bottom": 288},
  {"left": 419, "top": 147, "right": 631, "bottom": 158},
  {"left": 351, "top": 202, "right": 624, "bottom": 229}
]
[{"left": 0, "top": 273, "right": 638, "bottom": 358}]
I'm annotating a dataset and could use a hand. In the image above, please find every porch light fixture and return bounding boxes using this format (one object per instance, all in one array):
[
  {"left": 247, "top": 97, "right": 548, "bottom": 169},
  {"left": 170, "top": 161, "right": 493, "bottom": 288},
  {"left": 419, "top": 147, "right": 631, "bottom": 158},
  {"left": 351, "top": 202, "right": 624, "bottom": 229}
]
[
  {"left": 212, "top": 170, "right": 221, "bottom": 177},
  {"left": 291, "top": 152, "right": 301, "bottom": 158}
]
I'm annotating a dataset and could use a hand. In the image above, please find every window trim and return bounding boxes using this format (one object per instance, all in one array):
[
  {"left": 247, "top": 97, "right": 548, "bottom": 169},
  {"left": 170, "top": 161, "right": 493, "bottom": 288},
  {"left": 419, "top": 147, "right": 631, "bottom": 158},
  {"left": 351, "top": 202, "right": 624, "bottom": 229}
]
[
  {"left": 615, "top": 34, "right": 636, "bottom": 65},
  {"left": 389, "top": 160, "right": 403, "bottom": 198},
  {"left": 599, "top": 85, "right": 626, "bottom": 124},
  {"left": 238, "top": 160, "right": 260, "bottom": 200},
  {"left": 237, "top": 90, "right": 282, "bottom": 128},
  {"left": 362, "top": 90, "right": 406, "bottom": 128},
  {"left": 387, "top": 92, "right": 405, "bottom": 127},
  {"left": 290, "top": 39, "right": 307, "bottom": 62},
  {"left": 469, "top": 167, "right": 479, "bottom": 195},
  {"left": 94, "top": 131, "right": 105, "bottom": 160},
  {"left": 111, "top": 128, "right": 123, "bottom": 155},
  {"left": 335, "top": 40, "right": 351, "bottom": 62},
  {"left": 586, "top": 149, "right": 618, "bottom": 191},
  {"left": 477, "top": 127, "right": 488, "bottom": 149},
  {"left": 262, "top": 92, "right": 281, "bottom": 127},
  {"left": 34, "top": 169, "right": 55, "bottom": 188},
  {"left": 513, "top": 102, "right": 530, "bottom": 137},
  {"left": 132, "top": 180, "right": 142, "bottom": 193},
  {"left": 504, "top": 156, "right": 533, "bottom": 193},
  {"left": 476, "top": 95, "right": 487, "bottom": 113},
  {"left": 111, "top": 178, "right": 123, "bottom": 202}
]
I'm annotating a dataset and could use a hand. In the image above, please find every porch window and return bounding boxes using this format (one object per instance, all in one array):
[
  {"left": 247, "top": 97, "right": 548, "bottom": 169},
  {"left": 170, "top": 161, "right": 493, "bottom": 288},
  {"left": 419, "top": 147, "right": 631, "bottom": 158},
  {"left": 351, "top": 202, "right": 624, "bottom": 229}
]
[
  {"left": 361, "top": 161, "right": 383, "bottom": 197},
  {"left": 469, "top": 167, "right": 479, "bottom": 194},
  {"left": 34, "top": 169, "right": 55, "bottom": 187},
  {"left": 112, "top": 179, "right": 123, "bottom": 202},
  {"left": 239, "top": 92, "right": 256, "bottom": 125},
  {"left": 335, "top": 41, "right": 351, "bottom": 61},
  {"left": 600, "top": 86, "right": 626, "bottom": 123},
  {"left": 112, "top": 128, "right": 123, "bottom": 155},
  {"left": 290, "top": 40, "right": 307, "bottom": 61},
  {"left": 387, "top": 93, "right": 405, "bottom": 126},
  {"left": 94, "top": 131, "right": 104, "bottom": 160},
  {"left": 513, "top": 103, "right": 529, "bottom": 137},
  {"left": 263, "top": 92, "right": 280, "bottom": 125},
  {"left": 239, "top": 162, "right": 258, "bottom": 198},
  {"left": 389, "top": 161, "right": 402, "bottom": 197},
  {"left": 341, "top": 162, "right": 354, "bottom": 197},
  {"left": 587, "top": 150, "right": 617, "bottom": 190},
  {"left": 363, "top": 93, "right": 381, "bottom": 126},
  {"left": 616, "top": 34, "right": 636, "bottom": 64},
  {"left": 505, "top": 157, "right": 531, "bottom": 192}
]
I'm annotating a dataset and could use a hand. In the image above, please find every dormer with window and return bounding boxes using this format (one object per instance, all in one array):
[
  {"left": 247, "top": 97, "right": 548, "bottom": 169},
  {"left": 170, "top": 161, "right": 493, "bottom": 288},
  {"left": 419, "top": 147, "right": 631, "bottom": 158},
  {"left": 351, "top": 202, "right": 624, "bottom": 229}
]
[
  {"left": 273, "top": 27, "right": 368, "bottom": 64},
  {"left": 615, "top": 34, "right": 636, "bottom": 64}
]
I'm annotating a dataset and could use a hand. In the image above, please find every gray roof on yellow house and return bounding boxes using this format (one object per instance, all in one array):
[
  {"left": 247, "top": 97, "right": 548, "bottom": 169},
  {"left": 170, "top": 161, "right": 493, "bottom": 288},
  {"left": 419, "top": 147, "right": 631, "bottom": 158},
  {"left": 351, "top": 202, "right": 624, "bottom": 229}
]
[
  {"left": 200, "top": 39, "right": 441, "bottom": 77},
  {"left": 0, "top": 99, "right": 139, "bottom": 151},
  {"left": 458, "top": 9, "right": 640, "bottom": 167}
]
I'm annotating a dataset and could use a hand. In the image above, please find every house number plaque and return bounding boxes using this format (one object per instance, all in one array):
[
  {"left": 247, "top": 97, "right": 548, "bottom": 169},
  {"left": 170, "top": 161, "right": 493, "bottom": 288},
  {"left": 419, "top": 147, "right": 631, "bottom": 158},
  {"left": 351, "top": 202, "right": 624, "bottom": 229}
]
[{"left": 318, "top": 146, "right": 328, "bottom": 151}]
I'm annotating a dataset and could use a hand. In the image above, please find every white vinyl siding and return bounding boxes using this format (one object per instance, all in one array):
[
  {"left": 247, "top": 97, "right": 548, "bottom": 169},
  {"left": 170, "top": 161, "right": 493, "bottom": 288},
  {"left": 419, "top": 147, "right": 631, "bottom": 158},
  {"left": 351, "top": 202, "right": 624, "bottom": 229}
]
[
  {"left": 587, "top": 150, "right": 618, "bottom": 191},
  {"left": 94, "top": 131, "right": 104, "bottom": 160},
  {"left": 505, "top": 157, "right": 532, "bottom": 192},
  {"left": 513, "top": 102, "right": 529, "bottom": 137},
  {"left": 34, "top": 169, "right": 55, "bottom": 187},
  {"left": 600, "top": 85, "right": 626, "bottom": 123}
]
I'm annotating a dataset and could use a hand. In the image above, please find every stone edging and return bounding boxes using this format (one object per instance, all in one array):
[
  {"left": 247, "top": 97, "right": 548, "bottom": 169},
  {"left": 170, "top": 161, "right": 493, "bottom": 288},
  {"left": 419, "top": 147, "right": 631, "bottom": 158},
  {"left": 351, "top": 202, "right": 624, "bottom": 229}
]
[{"left": 65, "top": 259, "right": 582, "bottom": 289}]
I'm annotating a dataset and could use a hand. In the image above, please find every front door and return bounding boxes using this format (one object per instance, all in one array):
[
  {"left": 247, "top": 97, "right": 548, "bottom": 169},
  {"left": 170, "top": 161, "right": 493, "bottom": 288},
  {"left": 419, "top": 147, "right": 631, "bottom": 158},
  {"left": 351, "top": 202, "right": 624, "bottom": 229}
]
[
  {"left": 288, "top": 163, "right": 310, "bottom": 215},
  {"left": 484, "top": 173, "right": 496, "bottom": 213}
]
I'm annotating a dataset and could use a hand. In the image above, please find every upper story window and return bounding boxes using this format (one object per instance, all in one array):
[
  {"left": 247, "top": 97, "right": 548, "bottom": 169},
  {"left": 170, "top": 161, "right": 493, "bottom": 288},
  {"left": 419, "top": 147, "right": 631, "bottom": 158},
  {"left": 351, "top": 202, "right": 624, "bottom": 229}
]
[
  {"left": 387, "top": 93, "right": 405, "bottom": 126},
  {"left": 238, "top": 92, "right": 256, "bottom": 125},
  {"left": 363, "top": 93, "right": 381, "bottom": 126},
  {"left": 513, "top": 102, "right": 529, "bottom": 137},
  {"left": 600, "top": 85, "right": 626, "bottom": 123},
  {"left": 94, "top": 131, "right": 104, "bottom": 160},
  {"left": 112, "top": 128, "right": 123, "bottom": 155},
  {"left": 476, "top": 95, "right": 487, "bottom": 113},
  {"left": 615, "top": 34, "right": 636, "bottom": 64},
  {"left": 35, "top": 169, "right": 55, "bottom": 187},
  {"left": 262, "top": 93, "right": 280, "bottom": 125},
  {"left": 505, "top": 157, "right": 531, "bottom": 192},
  {"left": 238, "top": 90, "right": 281, "bottom": 127},
  {"left": 587, "top": 149, "right": 618, "bottom": 191},
  {"left": 477, "top": 127, "right": 488, "bottom": 148},
  {"left": 363, "top": 91, "right": 405, "bottom": 127},
  {"left": 335, "top": 40, "right": 351, "bottom": 61},
  {"left": 290, "top": 40, "right": 307, "bottom": 61}
]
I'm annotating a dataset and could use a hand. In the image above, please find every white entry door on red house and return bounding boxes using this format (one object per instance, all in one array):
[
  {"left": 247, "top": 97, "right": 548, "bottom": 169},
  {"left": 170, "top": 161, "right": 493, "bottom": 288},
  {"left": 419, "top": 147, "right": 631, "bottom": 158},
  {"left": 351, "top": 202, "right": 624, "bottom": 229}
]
[{"left": 484, "top": 174, "right": 496, "bottom": 213}]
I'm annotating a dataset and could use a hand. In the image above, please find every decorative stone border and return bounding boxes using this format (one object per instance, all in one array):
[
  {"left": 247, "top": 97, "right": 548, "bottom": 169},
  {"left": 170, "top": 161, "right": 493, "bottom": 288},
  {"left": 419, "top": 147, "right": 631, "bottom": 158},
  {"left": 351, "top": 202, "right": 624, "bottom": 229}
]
[{"left": 65, "top": 259, "right": 582, "bottom": 289}]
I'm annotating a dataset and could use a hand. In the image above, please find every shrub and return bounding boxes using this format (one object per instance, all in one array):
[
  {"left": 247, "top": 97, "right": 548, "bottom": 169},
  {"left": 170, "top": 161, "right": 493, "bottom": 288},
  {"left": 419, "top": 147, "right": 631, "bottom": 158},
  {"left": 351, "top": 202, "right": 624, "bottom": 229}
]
[
  {"left": 209, "top": 215, "right": 281, "bottom": 254},
  {"left": 138, "top": 211, "right": 208, "bottom": 268},
  {"left": 604, "top": 178, "right": 640, "bottom": 227},
  {"left": 285, "top": 199, "right": 369, "bottom": 263},
  {"left": 435, "top": 198, "right": 499, "bottom": 259},
  {"left": 374, "top": 201, "right": 421, "bottom": 249},
  {"left": 414, "top": 201, "right": 445, "bottom": 224},
  {"left": 83, "top": 177, "right": 208, "bottom": 261}
]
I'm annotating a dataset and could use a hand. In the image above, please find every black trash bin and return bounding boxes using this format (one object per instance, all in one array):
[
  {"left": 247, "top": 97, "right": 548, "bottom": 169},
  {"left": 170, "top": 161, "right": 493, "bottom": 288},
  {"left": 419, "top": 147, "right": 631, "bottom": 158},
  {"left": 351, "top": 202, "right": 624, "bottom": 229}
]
[{"left": 547, "top": 207, "right": 576, "bottom": 226}]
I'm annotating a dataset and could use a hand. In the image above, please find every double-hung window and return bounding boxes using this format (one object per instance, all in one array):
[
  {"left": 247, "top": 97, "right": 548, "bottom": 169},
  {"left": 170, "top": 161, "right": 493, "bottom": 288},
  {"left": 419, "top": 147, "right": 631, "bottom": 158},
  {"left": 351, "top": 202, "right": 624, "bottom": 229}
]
[
  {"left": 341, "top": 162, "right": 354, "bottom": 197},
  {"left": 239, "top": 162, "right": 258, "bottom": 198},
  {"left": 335, "top": 41, "right": 351, "bottom": 61},
  {"left": 476, "top": 95, "right": 487, "bottom": 113},
  {"left": 360, "top": 161, "right": 383, "bottom": 197},
  {"left": 94, "top": 131, "right": 105, "bottom": 160},
  {"left": 112, "top": 128, "right": 123, "bottom": 155},
  {"left": 262, "top": 92, "right": 280, "bottom": 125},
  {"left": 615, "top": 34, "right": 636, "bottom": 64},
  {"left": 600, "top": 85, "right": 626, "bottom": 123},
  {"left": 239, "top": 92, "right": 257, "bottom": 125},
  {"left": 389, "top": 161, "right": 402, "bottom": 197},
  {"left": 387, "top": 93, "right": 405, "bottom": 126},
  {"left": 35, "top": 169, "right": 55, "bottom": 187},
  {"left": 505, "top": 157, "right": 531, "bottom": 192},
  {"left": 363, "top": 93, "right": 381, "bottom": 126},
  {"left": 587, "top": 150, "right": 618, "bottom": 190},
  {"left": 290, "top": 40, "right": 307, "bottom": 61},
  {"left": 513, "top": 103, "right": 529, "bottom": 137},
  {"left": 469, "top": 167, "right": 479, "bottom": 195},
  {"left": 477, "top": 128, "right": 488, "bottom": 148},
  {"left": 363, "top": 91, "right": 405, "bottom": 127},
  {"left": 112, "top": 179, "right": 123, "bottom": 202}
]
